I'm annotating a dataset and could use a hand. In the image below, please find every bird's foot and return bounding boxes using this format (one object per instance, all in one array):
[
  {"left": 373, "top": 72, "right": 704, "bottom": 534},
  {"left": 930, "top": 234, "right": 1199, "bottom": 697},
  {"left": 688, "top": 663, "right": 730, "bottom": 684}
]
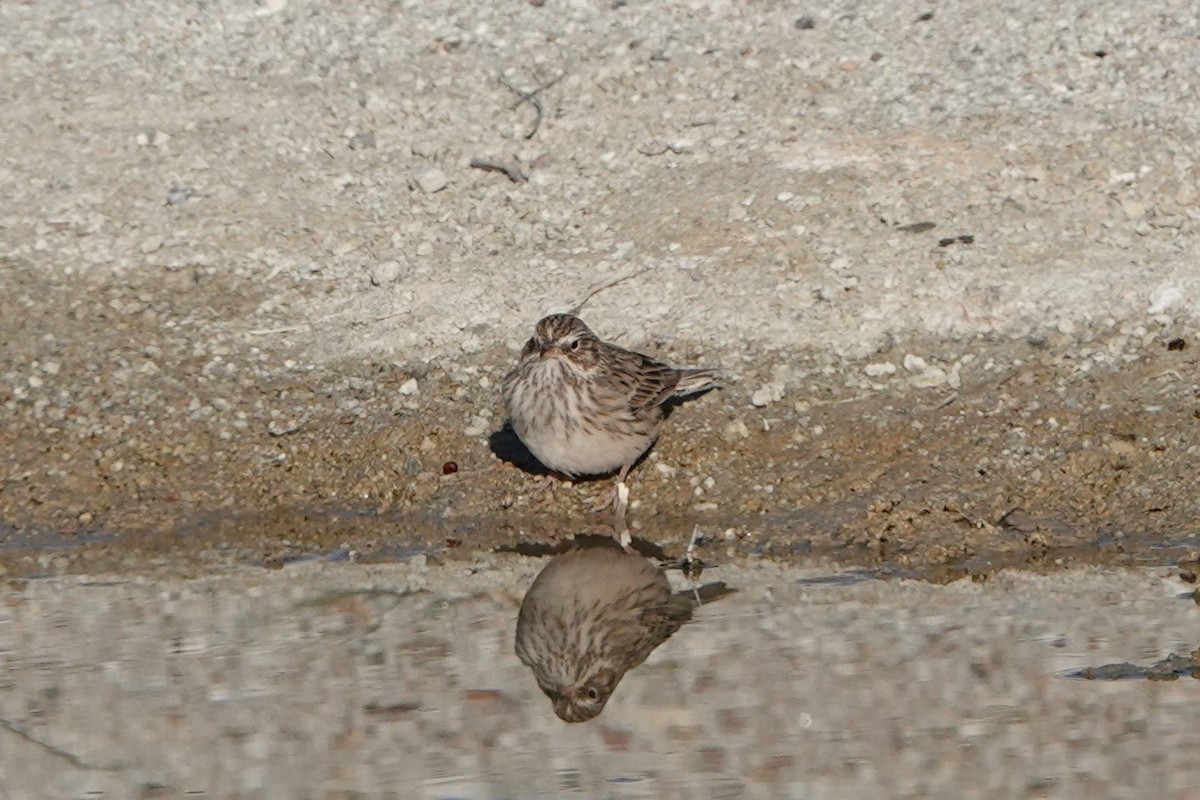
[
  {"left": 529, "top": 471, "right": 567, "bottom": 501},
  {"left": 587, "top": 486, "right": 617, "bottom": 513}
]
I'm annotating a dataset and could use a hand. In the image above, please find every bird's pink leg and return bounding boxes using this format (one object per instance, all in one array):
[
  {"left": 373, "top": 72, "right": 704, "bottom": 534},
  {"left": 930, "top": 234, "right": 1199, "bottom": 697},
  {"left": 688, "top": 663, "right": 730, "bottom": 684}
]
[
  {"left": 530, "top": 471, "right": 568, "bottom": 501},
  {"left": 589, "top": 463, "right": 632, "bottom": 513},
  {"left": 589, "top": 464, "right": 634, "bottom": 552},
  {"left": 611, "top": 481, "right": 633, "bottom": 553}
]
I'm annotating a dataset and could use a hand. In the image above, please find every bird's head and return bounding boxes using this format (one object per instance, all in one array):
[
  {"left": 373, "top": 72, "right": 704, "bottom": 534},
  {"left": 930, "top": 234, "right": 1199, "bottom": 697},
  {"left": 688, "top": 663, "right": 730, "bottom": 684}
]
[
  {"left": 522, "top": 314, "right": 602, "bottom": 369},
  {"left": 543, "top": 666, "right": 620, "bottom": 723}
]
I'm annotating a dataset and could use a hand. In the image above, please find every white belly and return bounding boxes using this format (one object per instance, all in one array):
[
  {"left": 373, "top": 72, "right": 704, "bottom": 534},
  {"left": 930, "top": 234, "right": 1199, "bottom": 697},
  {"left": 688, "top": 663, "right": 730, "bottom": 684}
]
[{"left": 521, "top": 421, "right": 652, "bottom": 477}]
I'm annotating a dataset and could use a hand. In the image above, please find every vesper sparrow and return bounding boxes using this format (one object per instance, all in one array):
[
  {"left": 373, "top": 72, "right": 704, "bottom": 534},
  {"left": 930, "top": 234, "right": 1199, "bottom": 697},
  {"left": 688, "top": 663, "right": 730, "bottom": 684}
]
[
  {"left": 514, "top": 540, "right": 696, "bottom": 722},
  {"left": 502, "top": 313, "right": 718, "bottom": 546}
]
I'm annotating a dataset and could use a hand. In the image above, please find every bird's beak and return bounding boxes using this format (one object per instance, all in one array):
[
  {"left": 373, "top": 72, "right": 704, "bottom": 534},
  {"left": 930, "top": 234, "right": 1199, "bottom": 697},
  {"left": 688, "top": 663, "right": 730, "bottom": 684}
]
[
  {"left": 540, "top": 344, "right": 561, "bottom": 359},
  {"left": 559, "top": 685, "right": 576, "bottom": 701}
]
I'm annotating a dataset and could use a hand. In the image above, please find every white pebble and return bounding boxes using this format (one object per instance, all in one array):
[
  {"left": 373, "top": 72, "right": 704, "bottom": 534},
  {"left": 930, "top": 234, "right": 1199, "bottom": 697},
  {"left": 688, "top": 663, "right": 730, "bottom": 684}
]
[
  {"left": 910, "top": 367, "right": 947, "bottom": 388},
  {"left": 750, "top": 383, "right": 784, "bottom": 407},
  {"left": 398, "top": 378, "right": 419, "bottom": 395},
  {"left": 722, "top": 420, "right": 751, "bottom": 440},
  {"left": 902, "top": 354, "right": 927, "bottom": 372},
  {"left": 410, "top": 167, "right": 448, "bottom": 194},
  {"left": 864, "top": 362, "right": 896, "bottom": 377},
  {"left": 1120, "top": 197, "right": 1146, "bottom": 220},
  {"left": 1147, "top": 286, "right": 1183, "bottom": 315},
  {"left": 369, "top": 260, "right": 403, "bottom": 286}
]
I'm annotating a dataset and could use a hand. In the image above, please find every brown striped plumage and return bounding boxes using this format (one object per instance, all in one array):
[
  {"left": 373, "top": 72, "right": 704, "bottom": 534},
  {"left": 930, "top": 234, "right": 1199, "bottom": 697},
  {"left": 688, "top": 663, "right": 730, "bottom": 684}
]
[
  {"left": 514, "top": 542, "right": 695, "bottom": 722},
  {"left": 502, "top": 314, "right": 717, "bottom": 541}
]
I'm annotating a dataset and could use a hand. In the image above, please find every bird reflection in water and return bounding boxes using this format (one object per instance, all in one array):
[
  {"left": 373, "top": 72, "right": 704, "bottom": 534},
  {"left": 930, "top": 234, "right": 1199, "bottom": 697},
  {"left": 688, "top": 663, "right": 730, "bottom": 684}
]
[{"left": 515, "top": 536, "right": 731, "bottom": 722}]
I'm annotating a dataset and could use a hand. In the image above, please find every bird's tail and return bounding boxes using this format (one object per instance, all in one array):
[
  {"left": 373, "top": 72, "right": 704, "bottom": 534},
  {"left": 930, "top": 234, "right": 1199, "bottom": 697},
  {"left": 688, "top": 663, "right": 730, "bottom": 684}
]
[{"left": 674, "top": 368, "right": 720, "bottom": 397}]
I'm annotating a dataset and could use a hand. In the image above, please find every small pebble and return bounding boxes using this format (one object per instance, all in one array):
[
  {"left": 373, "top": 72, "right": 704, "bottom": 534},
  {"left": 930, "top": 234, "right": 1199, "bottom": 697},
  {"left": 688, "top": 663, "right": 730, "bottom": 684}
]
[
  {"left": 911, "top": 367, "right": 947, "bottom": 388},
  {"left": 864, "top": 362, "right": 896, "bottom": 377},
  {"left": 751, "top": 383, "right": 784, "bottom": 407},
  {"left": 369, "top": 260, "right": 404, "bottom": 286},
  {"left": 411, "top": 167, "right": 448, "bottom": 194},
  {"left": 722, "top": 420, "right": 751, "bottom": 440}
]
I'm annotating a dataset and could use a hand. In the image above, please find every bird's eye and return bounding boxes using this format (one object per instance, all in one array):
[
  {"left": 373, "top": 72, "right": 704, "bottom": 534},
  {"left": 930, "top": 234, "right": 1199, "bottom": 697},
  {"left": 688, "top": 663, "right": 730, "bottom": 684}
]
[
  {"left": 569, "top": 340, "right": 581, "bottom": 351},
  {"left": 585, "top": 687, "right": 600, "bottom": 701}
]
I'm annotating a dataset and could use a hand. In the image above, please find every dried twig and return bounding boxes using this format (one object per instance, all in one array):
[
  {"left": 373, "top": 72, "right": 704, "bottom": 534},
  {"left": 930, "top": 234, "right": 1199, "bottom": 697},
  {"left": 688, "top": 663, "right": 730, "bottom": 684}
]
[
  {"left": 372, "top": 309, "right": 409, "bottom": 323},
  {"left": 499, "top": 72, "right": 565, "bottom": 139},
  {"left": 469, "top": 157, "right": 526, "bottom": 184},
  {"left": 914, "top": 391, "right": 960, "bottom": 413},
  {"left": 246, "top": 326, "right": 303, "bottom": 336},
  {"left": 568, "top": 268, "right": 644, "bottom": 316}
]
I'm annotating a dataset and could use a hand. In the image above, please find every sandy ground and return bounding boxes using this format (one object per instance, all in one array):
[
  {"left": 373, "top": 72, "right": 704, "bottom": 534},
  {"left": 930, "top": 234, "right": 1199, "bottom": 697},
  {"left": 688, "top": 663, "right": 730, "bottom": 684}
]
[
  {"left": 1, "top": 0, "right": 1199, "bottom": 795},
  {"left": 2, "top": 0, "right": 1198, "bottom": 579}
]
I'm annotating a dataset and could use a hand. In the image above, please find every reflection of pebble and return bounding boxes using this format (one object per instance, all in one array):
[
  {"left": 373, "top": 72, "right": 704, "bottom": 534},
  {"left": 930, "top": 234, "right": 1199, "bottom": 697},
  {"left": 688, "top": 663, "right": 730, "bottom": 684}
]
[{"left": 166, "top": 184, "right": 197, "bottom": 205}]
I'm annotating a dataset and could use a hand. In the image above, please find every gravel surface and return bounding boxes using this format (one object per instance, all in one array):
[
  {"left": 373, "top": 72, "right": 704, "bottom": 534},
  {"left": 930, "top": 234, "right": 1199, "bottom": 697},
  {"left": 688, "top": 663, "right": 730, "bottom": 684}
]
[{"left": 2, "top": 0, "right": 1198, "bottom": 577}]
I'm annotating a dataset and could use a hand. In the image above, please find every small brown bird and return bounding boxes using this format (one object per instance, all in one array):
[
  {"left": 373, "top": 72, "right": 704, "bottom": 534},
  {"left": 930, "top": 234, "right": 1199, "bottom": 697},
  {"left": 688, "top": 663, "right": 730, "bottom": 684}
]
[
  {"left": 502, "top": 314, "right": 718, "bottom": 545},
  {"left": 514, "top": 541, "right": 696, "bottom": 722}
]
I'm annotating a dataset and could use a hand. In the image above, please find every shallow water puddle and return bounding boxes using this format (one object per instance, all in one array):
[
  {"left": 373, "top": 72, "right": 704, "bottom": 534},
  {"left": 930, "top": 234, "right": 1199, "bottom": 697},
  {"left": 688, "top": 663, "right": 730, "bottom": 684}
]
[{"left": 0, "top": 561, "right": 1198, "bottom": 798}]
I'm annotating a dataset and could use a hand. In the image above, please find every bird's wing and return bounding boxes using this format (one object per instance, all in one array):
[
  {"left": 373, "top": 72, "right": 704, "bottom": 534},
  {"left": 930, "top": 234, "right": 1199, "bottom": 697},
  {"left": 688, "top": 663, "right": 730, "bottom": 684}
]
[
  {"left": 637, "top": 594, "right": 695, "bottom": 647},
  {"left": 607, "top": 346, "right": 682, "bottom": 411}
]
